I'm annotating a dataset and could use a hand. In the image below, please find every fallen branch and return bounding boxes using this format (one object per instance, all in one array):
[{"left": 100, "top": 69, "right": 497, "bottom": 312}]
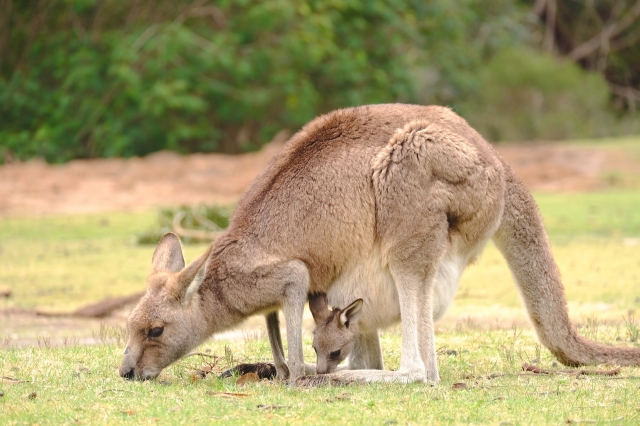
[
  {"left": 521, "top": 363, "right": 620, "bottom": 376},
  {"left": 72, "top": 292, "right": 144, "bottom": 317},
  {"left": 36, "top": 292, "right": 144, "bottom": 318}
]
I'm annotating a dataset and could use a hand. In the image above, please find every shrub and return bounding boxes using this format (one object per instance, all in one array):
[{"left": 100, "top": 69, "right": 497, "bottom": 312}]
[{"left": 458, "top": 48, "right": 616, "bottom": 142}]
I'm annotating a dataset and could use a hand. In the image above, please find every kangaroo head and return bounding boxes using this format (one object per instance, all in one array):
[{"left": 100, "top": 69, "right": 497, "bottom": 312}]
[
  {"left": 309, "top": 293, "right": 363, "bottom": 374},
  {"left": 119, "top": 233, "right": 212, "bottom": 380}
]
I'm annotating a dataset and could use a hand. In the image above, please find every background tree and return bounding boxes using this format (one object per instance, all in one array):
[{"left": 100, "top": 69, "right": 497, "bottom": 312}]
[
  {"left": 0, "top": 0, "right": 637, "bottom": 163},
  {"left": 531, "top": 0, "right": 640, "bottom": 112}
]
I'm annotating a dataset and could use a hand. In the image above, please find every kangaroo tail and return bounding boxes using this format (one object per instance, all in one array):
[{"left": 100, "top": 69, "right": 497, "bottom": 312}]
[{"left": 493, "top": 167, "right": 640, "bottom": 366}]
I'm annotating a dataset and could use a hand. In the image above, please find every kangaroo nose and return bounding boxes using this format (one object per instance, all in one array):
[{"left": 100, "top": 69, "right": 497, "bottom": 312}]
[{"left": 121, "top": 368, "right": 135, "bottom": 380}]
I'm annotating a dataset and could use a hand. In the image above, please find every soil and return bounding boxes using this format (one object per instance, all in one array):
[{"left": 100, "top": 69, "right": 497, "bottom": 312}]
[
  {"left": 0, "top": 140, "right": 285, "bottom": 217},
  {"left": 0, "top": 139, "right": 636, "bottom": 347}
]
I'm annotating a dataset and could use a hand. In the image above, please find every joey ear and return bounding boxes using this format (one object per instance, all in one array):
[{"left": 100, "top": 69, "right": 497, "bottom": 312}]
[
  {"left": 308, "top": 292, "right": 330, "bottom": 323},
  {"left": 168, "top": 244, "right": 213, "bottom": 302},
  {"left": 151, "top": 233, "right": 185, "bottom": 274},
  {"left": 339, "top": 299, "right": 363, "bottom": 328}
]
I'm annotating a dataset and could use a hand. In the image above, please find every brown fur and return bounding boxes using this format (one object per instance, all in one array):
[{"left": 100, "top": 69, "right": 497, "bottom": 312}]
[{"left": 119, "top": 104, "right": 640, "bottom": 384}]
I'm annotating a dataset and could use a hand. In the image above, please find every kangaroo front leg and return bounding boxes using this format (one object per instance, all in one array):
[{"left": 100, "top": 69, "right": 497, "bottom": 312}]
[
  {"left": 265, "top": 311, "right": 289, "bottom": 380},
  {"left": 266, "top": 309, "right": 323, "bottom": 378},
  {"left": 280, "top": 260, "right": 311, "bottom": 382}
]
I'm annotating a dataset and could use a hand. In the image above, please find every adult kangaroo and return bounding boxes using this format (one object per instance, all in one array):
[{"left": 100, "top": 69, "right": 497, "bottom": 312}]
[{"left": 119, "top": 104, "right": 640, "bottom": 383}]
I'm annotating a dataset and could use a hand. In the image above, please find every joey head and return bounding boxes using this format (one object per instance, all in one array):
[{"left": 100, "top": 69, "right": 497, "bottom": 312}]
[{"left": 309, "top": 293, "right": 363, "bottom": 374}]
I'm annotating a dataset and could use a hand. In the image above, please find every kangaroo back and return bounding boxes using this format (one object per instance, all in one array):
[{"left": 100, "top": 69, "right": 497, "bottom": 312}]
[{"left": 494, "top": 166, "right": 640, "bottom": 366}]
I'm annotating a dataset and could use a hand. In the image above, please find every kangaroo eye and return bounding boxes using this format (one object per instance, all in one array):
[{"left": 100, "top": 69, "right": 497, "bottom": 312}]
[
  {"left": 329, "top": 350, "right": 341, "bottom": 360},
  {"left": 148, "top": 326, "right": 164, "bottom": 338}
]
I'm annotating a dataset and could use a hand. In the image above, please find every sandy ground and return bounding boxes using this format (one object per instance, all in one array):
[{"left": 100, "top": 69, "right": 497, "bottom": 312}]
[{"left": 0, "top": 138, "right": 637, "bottom": 348}]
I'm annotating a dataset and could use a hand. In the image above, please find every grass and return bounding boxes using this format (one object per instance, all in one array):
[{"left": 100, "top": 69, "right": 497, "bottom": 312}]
[
  {"left": 535, "top": 191, "right": 640, "bottom": 238},
  {"left": 0, "top": 211, "right": 210, "bottom": 311},
  {"left": 1, "top": 187, "right": 640, "bottom": 424},
  {"left": 2, "top": 328, "right": 640, "bottom": 425},
  {"left": 457, "top": 238, "right": 640, "bottom": 313}
]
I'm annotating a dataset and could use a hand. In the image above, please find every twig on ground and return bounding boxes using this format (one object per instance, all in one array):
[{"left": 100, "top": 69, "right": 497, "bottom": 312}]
[
  {"left": 206, "top": 391, "right": 250, "bottom": 398},
  {"left": 183, "top": 352, "right": 220, "bottom": 360},
  {"left": 521, "top": 363, "right": 620, "bottom": 376},
  {"left": 1, "top": 376, "right": 31, "bottom": 384},
  {"left": 97, "top": 388, "right": 135, "bottom": 396}
]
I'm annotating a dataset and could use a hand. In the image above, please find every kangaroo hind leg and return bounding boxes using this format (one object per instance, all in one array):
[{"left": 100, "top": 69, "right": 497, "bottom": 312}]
[
  {"left": 386, "top": 219, "right": 449, "bottom": 383},
  {"left": 298, "top": 217, "right": 449, "bottom": 387}
]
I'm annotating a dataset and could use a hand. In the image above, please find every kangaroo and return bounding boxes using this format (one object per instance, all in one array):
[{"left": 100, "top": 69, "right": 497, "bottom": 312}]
[{"left": 119, "top": 104, "right": 640, "bottom": 384}]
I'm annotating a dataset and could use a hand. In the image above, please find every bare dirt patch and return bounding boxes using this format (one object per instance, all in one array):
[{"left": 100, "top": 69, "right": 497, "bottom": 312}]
[{"left": 0, "top": 141, "right": 284, "bottom": 217}]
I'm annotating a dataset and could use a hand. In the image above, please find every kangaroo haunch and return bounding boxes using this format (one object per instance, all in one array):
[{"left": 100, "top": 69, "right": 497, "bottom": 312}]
[{"left": 119, "top": 104, "right": 640, "bottom": 383}]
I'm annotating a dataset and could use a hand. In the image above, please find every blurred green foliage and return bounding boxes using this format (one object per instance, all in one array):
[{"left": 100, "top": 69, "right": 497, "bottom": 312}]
[
  {"left": 0, "top": 0, "right": 637, "bottom": 163},
  {"left": 523, "top": 0, "right": 640, "bottom": 106},
  {"left": 0, "top": 0, "right": 527, "bottom": 162},
  {"left": 459, "top": 48, "right": 616, "bottom": 141}
]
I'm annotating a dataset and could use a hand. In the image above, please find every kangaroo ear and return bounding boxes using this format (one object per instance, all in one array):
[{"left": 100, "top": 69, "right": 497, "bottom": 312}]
[
  {"left": 170, "top": 244, "right": 213, "bottom": 302},
  {"left": 309, "top": 293, "right": 330, "bottom": 323},
  {"left": 151, "top": 233, "right": 185, "bottom": 274},
  {"left": 339, "top": 299, "right": 363, "bottom": 328}
]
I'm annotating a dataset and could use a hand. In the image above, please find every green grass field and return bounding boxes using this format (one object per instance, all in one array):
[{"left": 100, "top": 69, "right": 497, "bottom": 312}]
[
  {"left": 1, "top": 189, "right": 640, "bottom": 424},
  {"left": 2, "top": 327, "right": 639, "bottom": 424}
]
